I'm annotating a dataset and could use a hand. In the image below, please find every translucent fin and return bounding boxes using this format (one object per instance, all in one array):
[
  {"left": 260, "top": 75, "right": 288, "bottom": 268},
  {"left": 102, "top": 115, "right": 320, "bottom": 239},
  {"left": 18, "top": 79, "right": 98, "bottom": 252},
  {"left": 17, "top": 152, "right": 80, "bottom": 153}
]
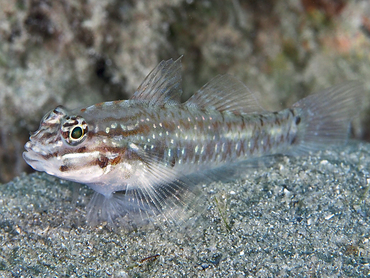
[
  {"left": 185, "top": 74, "right": 264, "bottom": 114},
  {"left": 131, "top": 57, "right": 183, "bottom": 105},
  {"left": 86, "top": 192, "right": 156, "bottom": 229},
  {"left": 86, "top": 145, "right": 204, "bottom": 229},
  {"left": 290, "top": 81, "right": 364, "bottom": 154},
  {"left": 86, "top": 179, "right": 203, "bottom": 230},
  {"left": 126, "top": 145, "right": 204, "bottom": 225},
  {"left": 85, "top": 147, "right": 283, "bottom": 229}
]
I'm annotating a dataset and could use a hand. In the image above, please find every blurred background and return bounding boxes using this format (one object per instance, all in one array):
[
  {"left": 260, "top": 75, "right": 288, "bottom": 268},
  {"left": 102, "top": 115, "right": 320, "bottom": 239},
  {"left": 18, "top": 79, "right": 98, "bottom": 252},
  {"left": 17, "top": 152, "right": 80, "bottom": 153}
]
[{"left": 1, "top": 0, "right": 370, "bottom": 183}]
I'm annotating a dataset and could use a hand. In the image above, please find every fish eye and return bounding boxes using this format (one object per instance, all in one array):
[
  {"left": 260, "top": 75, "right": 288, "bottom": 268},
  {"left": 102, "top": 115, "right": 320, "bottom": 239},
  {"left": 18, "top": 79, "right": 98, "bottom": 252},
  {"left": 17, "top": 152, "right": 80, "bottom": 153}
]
[
  {"left": 71, "top": 126, "right": 83, "bottom": 139},
  {"left": 61, "top": 116, "right": 88, "bottom": 146}
]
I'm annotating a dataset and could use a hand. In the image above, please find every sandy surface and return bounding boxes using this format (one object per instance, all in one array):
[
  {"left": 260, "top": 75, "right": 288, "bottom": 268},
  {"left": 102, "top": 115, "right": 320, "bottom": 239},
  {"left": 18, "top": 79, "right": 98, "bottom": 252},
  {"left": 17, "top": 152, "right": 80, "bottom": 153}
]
[{"left": 0, "top": 141, "right": 369, "bottom": 277}]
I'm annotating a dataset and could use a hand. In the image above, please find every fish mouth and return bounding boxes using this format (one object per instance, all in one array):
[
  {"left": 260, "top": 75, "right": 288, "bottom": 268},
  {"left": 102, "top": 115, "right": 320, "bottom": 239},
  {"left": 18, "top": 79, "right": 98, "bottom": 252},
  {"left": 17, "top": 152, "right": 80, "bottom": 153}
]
[
  {"left": 23, "top": 151, "right": 42, "bottom": 172},
  {"left": 23, "top": 141, "right": 47, "bottom": 171},
  {"left": 23, "top": 141, "right": 35, "bottom": 159},
  {"left": 23, "top": 150, "right": 39, "bottom": 164}
]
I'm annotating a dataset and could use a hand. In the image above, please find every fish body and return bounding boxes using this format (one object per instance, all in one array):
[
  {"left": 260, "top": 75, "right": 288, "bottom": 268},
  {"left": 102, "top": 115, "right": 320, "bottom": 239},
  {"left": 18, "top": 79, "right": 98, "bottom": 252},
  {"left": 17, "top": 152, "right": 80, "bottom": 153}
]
[{"left": 23, "top": 58, "right": 364, "bottom": 226}]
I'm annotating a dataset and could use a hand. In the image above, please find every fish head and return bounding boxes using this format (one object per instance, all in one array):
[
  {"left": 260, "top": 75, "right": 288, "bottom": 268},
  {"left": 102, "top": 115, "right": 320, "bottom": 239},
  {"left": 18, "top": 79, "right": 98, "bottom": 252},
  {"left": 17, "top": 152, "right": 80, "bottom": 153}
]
[
  {"left": 23, "top": 105, "right": 148, "bottom": 196},
  {"left": 23, "top": 106, "right": 90, "bottom": 176},
  {"left": 23, "top": 106, "right": 110, "bottom": 188}
]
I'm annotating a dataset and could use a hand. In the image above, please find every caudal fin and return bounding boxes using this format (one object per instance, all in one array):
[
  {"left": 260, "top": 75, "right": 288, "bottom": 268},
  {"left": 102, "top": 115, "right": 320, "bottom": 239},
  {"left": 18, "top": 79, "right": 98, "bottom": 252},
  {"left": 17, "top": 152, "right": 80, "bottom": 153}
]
[{"left": 291, "top": 81, "right": 365, "bottom": 154}]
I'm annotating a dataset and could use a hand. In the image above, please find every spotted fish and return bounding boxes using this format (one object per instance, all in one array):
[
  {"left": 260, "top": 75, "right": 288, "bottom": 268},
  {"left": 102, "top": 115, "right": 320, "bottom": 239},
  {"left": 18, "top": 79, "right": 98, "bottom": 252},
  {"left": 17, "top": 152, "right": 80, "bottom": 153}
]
[{"left": 23, "top": 58, "right": 364, "bottom": 227}]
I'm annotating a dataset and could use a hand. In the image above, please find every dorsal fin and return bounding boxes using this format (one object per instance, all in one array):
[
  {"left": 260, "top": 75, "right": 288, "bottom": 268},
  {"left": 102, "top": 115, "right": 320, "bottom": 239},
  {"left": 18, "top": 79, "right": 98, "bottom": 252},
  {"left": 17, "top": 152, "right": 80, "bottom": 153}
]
[
  {"left": 185, "top": 74, "right": 264, "bottom": 114},
  {"left": 130, "top": 57, "right": 183, "bottom": 105}
]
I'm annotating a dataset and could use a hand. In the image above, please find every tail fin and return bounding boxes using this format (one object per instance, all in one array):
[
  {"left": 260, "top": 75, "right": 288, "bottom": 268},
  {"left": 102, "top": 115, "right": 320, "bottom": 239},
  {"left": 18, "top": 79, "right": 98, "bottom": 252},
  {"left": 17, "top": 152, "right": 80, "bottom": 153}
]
[{"left": 291, "top": 81, "right": 364, "bottom": 154}]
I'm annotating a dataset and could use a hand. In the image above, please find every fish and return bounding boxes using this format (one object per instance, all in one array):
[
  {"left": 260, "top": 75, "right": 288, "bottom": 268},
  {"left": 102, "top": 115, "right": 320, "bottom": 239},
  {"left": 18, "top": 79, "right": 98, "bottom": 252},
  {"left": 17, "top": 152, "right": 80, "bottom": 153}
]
[{"left": 23, "top": 58, "right": 364, "bottom": 227}]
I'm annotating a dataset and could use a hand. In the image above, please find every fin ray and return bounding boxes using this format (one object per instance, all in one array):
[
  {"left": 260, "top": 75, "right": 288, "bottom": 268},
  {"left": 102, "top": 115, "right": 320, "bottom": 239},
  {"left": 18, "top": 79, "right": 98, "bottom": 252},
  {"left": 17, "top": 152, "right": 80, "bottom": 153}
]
[
  {"left": 86, "top": 144, "right": 204, "bottom": 228},
  {"left": 290, "top": 81, "right": 364, "bottom": 154},
  {"left": 131, "top": 57, "right": 183, "bottom": 105},
  {"left": 185, "top": 74, "right": 264, "bottom": 113}
]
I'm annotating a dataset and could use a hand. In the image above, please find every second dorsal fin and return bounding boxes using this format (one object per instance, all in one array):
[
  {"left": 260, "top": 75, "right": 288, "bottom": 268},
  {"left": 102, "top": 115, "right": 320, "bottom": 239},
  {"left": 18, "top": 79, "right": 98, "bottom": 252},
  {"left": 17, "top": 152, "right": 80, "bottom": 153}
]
[
  {"left": 131, "top": 57, "right": 183, "bottom": 105},
  {"left": 185, "top": 74, "right": 264, "bottom": 114}
]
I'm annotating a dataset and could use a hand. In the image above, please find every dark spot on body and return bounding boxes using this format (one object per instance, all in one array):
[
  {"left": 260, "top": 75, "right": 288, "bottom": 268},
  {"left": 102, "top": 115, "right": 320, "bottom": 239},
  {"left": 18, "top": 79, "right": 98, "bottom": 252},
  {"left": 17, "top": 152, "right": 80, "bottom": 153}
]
[
  {"left": 97, "top": 156, "right": 109, "bottom": 168},
  {"left": 295, "top": 116, "right": 301, "bottom": 125},
  {"left": 60, "top": 165, "right": 68, "bottom": 172},
  {"left": 110, "top": 156, "right": 122, "bottom": 165},
  {"left": 77, "top": 146, "right": 86, "bottom": 153},
  {"left": 170, "top": 156, "right": 176, "bottom": 168}
]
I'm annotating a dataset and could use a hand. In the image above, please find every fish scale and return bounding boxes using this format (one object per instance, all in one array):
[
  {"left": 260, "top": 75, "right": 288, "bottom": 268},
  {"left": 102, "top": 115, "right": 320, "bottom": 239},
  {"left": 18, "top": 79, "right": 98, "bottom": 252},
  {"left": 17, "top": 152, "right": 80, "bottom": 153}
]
[
  {"left": 23, "top": 58, "right": 364, "bottom": 227},
  {"left": 86, "top": 104, "right": 296, "bottom": 170}
]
